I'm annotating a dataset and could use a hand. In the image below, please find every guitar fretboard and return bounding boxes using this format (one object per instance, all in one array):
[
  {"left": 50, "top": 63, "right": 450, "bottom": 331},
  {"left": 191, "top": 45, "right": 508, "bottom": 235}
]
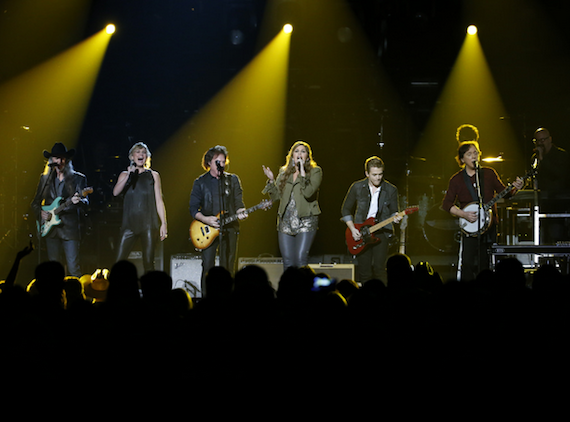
[
  {"left": 483, "top": 170, "right": 534, "bottom": 211},
  {"left": 222, "top": 202, "right": 269, "bottom": 224}
]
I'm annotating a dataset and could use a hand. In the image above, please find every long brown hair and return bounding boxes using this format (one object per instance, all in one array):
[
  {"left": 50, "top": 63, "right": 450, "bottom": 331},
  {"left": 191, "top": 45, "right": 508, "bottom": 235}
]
[{"left": 278, "top": 140, "right": 317, "bottom": 192}]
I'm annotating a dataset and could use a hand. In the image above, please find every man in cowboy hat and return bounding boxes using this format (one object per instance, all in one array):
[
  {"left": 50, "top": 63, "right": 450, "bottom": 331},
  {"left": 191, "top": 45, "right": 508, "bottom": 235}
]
[{"left": 31, "top": 142, "right": 89, "bottom": 277}]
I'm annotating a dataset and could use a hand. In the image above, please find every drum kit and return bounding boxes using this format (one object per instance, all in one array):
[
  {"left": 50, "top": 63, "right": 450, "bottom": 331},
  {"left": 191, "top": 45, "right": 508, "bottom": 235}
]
[
  {"left": 395, "top": 153, "right": 461, "bottom": 256},
  {"left": 410, "top": 175, "right": 461, "bottom": 255}
]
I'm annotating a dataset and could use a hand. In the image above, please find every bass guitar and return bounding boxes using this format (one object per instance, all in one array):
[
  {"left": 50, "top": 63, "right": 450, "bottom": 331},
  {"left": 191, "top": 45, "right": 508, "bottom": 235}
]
[
  {"left": 346, "top": 206, "right": 419, "bottom": 255},
  {"left": 37, "top": 187, "right": 93, "bottom": 237},
  {"left": 459, "top": 169, "right": 535, "bottom": 236},
  {"left": 190, "top": 199, "right": 272, "bottom": 250}
]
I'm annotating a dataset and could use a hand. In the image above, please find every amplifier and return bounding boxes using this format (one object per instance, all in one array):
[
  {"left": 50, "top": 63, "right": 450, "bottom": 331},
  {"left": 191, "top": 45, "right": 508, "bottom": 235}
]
[
  {"left": 309, "top": 263, "right": 355, "bottom": 282},
  {"left": 238, "top": 258, "right": 283, "bottom": 291},
  {"left": 237, "top": 258, "right": 356, "bottom": 291},
  {"left": 170, "top": 254, "right": 218, "bottom": 299}
]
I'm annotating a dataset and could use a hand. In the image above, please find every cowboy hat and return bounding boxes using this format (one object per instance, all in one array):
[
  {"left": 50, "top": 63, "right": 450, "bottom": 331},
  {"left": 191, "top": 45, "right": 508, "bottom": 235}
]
[{"left": 43, "top": 142, "right": 75, "bottom": 159}]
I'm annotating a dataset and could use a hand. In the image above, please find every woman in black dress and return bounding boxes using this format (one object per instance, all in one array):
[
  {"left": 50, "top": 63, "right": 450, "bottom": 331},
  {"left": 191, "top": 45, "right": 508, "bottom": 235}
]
[{"left": 113, "top": 142, "right": 167, "bottom": 273}]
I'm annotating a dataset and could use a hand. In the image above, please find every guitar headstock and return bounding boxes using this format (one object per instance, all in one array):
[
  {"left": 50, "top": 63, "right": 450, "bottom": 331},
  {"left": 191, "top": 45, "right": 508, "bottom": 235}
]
[
  {"left": 261, "top": 199, "right": 272, "bottom": 210},
  {"left": 82, "top": 187, "right": 93, "bottom": 197},
  {"left": 405, "top": 206, "right": 419, "bottom": 215}
]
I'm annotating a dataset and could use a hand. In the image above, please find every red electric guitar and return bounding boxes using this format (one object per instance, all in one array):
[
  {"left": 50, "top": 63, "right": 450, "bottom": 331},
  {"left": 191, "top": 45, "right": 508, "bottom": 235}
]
[{"left": 345, "top": 206, "right": 419, "bottom": 255}]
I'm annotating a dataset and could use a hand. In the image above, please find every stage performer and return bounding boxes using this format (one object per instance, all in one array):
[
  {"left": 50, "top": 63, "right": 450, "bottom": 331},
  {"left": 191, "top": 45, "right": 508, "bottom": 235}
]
[
  {"left": 31, "top": 142, "right": 89, "bottom": 277},
  {"left": 189, "top": 145, "right": 247, "bottom": 292},
  {"left": 341, "top": 156, "right": 401, "bottom": 283},
  {"left": 113, "top": 141, "right": 167, "bottom": 273},
  {"left": 262, "top": 140, "right": 322, "bottom": 271},
  {"left": 442, "top": 141, "right": 523, "bottom": 281},
  {"left": 531, "top": 127, "right": 570, "bottom": 243}
]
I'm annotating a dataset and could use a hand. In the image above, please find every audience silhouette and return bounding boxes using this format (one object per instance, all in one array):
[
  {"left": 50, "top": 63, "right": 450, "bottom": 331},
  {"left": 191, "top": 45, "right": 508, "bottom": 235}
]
[{"left": 2, "top": 243, "right": 569, "bottom": 385}]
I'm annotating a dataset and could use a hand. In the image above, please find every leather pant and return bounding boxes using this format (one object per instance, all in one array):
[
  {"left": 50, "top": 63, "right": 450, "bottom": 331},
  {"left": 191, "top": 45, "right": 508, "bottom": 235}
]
[
  {"left": 278, "top": 230, "right": 317, "bottom": 270},
  {"left": 116, "top": 228, "right": 158, "bottom": 274}
]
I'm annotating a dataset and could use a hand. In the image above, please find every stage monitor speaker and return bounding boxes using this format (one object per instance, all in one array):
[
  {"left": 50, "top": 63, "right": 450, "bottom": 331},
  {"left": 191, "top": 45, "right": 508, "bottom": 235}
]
[
  {"left": 238, "top": 258, "right": 356, "bottom": 291},
  {"left": 309, "top": 263, "right": 355, "bottom": 281},
  {"left": 170, "top": 254, "right": 218, "bottom": 299},
  {"left": 238, "top": 257, "right": 283, "bottom": 291}
]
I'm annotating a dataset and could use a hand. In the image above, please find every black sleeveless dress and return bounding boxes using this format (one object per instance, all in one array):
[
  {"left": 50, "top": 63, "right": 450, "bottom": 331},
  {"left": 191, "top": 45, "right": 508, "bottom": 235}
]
[{"left": 121, "top": 170, "right": 159, "bottom": 234}]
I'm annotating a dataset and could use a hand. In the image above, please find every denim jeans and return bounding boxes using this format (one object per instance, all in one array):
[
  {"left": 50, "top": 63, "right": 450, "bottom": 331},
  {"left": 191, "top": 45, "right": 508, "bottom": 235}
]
[
  {"left": 200, "top": 229, "right": 239, "bottom": 294},
  {"left": 45, "top": 237, "right": 81, "bottom": 277}
]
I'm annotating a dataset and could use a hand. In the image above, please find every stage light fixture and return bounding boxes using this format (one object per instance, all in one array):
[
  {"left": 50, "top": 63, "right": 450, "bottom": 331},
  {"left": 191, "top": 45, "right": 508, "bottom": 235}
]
[
  {"left": 106, "top": 24, "right": 116, "bottom": 35},
  {"left": 467, "top": 25, "right": 477, "bottom": 35},
  {"left": 283, "top": 24, "right": 293, "bottom": 34}
]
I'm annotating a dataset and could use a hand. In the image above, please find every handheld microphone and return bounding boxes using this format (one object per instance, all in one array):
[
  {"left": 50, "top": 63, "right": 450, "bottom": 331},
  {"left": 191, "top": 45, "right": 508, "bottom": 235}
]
[
  {"left": 297, "top": 160, "right": 302, "bottom": 171},
  {"left": 129, "top": 160, "right": 140, "bottom": 175}
]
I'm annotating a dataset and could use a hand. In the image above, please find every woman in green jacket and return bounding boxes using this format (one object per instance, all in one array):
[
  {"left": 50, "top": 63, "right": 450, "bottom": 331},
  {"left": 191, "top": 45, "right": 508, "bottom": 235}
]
[{"left": 262, "top": 140, "right": 322, "bottom": 270}]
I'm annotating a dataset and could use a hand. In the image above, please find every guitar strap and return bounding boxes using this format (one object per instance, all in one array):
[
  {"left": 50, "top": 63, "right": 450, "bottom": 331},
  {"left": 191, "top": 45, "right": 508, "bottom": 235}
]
[{"left": 462, "top": 167, "right": 484, "bottom": 202}]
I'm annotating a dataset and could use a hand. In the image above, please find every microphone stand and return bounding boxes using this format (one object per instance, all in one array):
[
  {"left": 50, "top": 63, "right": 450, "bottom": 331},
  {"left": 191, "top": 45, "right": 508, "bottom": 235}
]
[
  {"left": 216, "top": 162, "right": 226, "bottom": 267},
  {"left": 531, "top": 153, "right": 540, "bottom": 247},
  {"left": 474, "top": 161, "right": 483, "bottom": 276}
]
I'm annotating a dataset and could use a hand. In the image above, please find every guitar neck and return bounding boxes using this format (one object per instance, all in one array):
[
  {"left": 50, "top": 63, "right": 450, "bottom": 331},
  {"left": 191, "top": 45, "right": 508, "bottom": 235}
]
[
  {"left": 484, "top": 184, "right": 513, "bottom": 211},
  {"left": 484, "top": 171, "right": 533, "bottom": 211},
  {"left": 222, "top": 203, "right": 263, "bottom": 225},
  {"left": 52, "top": 188, "right": 91, "bottom": 216},
  {"left": 369, "top": 210, "right": 405, "bottom": 234},
  {"left": 54, "top": 197, "right": 74, "bottom": 216}
]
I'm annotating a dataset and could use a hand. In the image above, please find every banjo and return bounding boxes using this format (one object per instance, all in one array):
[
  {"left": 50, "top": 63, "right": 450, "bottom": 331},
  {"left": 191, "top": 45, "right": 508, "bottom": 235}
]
[{"left": 459, "top": 169, "right": 534, "bottom": 236}]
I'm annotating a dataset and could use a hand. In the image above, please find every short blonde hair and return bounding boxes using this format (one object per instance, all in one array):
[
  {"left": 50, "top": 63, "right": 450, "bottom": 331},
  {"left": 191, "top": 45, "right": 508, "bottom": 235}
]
[{"left": 128, "top": 142, "right": 152, "bottom": 169}]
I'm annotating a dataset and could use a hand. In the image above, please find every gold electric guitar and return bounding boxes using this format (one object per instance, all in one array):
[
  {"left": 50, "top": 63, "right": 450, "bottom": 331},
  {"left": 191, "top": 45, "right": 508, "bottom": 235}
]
[{"left": 189, "top": 199, "right": 272, "bottom": 250}]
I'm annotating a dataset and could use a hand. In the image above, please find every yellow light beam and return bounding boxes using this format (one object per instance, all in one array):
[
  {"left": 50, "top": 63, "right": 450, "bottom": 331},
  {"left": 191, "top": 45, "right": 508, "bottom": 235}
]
[
  {"left": 0, "top": 27, "right": 114, "bottom": 149},
  {"left": 0, "top": 26, "right": 114, "bottom": 259},
  {"left": 413, "top": 29, "right": 523, "bottom": 177},
  {"left": 154, "top": 29, "right": 292, "bottom": 254}
]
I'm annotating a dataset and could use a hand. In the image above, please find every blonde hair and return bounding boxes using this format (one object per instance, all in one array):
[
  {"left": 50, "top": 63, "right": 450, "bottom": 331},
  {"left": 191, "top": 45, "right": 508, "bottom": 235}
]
[
  {"left": 128, "top": 142, "right": 152, "bottom": 169},
  {"left": 278, "top": 140, "right": 317, "bottom": 192},
  {"left": 282, "top": 140, "right": 316, "bottom": 171}
]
